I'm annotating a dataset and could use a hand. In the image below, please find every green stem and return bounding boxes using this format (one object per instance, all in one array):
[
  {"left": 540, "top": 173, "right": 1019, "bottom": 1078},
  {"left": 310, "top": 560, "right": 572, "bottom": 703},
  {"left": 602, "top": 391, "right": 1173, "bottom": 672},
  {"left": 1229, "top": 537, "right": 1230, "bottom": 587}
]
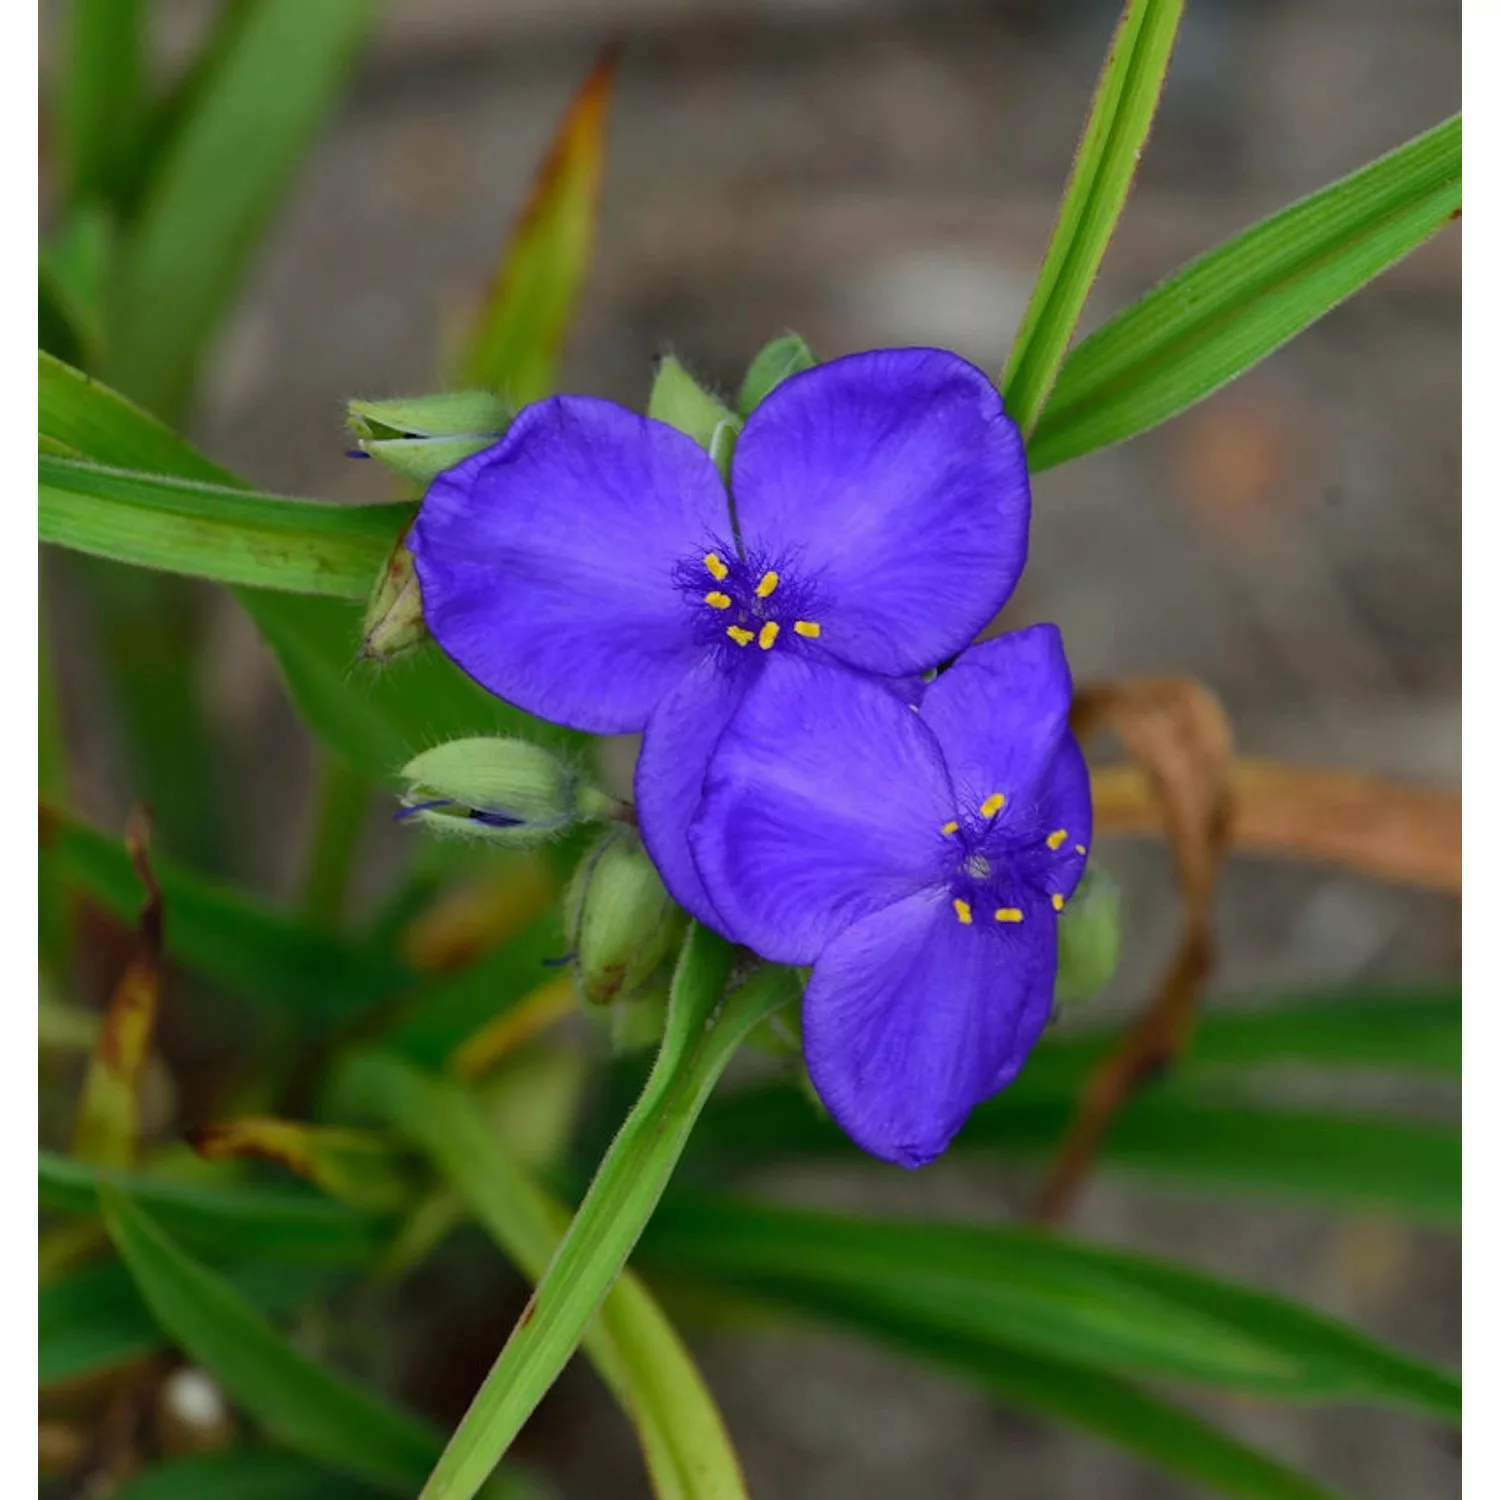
[
  {"left": 416, "top": 929, "right": 797, "bottom": 1500},
  {"left": 299, "top": 754, "right": 370, "bottom": 928}
]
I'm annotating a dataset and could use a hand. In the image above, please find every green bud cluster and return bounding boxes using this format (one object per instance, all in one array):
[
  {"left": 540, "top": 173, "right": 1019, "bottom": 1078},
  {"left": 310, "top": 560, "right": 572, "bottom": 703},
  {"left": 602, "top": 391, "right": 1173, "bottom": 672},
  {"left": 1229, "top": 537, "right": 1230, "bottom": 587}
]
[{"left": 347, "top": 390, "right": 513, "bottom": 486}]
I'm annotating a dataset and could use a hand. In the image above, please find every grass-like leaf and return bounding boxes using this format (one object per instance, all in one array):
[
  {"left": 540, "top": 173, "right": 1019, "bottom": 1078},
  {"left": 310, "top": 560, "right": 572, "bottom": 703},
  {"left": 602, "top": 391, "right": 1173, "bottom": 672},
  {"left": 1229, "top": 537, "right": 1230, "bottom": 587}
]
[
  {"left": 1001, "top": 0, "right": 1185, "bottom": 433},
  {"left": 110, "top": 1449, "right": 383, "bottom": 1500},
  {"left": 640, "top": 1195, "right": 1459, "bottom": 1420},
  {"left": 103, "top": 0, "right": 376, "bottom": 417},
  {"left": 39, "top": 455, "right": 410, "bottom": 598},
  {"left": 415, "top": 932, "right": 795, "bottom": 1499},
  {"left": 101, "top": 1186, "right": 439, "bottom": 1493},
  {"left": 342, "top": 1052, "right": 749, "bottom": 1500},
  {"left": 459, "top": 47, "right": 618, "bottom": 402},
  {"left": 1030, "top": 114, "right": 1461, "bottom": 469}
]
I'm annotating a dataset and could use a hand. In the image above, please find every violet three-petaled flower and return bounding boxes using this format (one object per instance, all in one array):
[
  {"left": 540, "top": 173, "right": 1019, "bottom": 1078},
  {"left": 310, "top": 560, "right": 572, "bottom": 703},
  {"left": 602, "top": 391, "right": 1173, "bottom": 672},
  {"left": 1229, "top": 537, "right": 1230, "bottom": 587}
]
[
  {"left": 688, "top": 625, "right": 1092, "bottom": 1168},
  {"left": 408, "top": 348, "right": 1031, "bottom": 929}
]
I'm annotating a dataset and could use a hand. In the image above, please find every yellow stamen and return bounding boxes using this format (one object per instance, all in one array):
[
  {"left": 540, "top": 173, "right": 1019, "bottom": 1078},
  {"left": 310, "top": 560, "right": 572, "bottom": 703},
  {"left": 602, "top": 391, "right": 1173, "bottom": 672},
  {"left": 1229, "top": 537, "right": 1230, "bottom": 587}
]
[
  {"left": 1046, "top": 829, "right": 1068, "bottom": 850},
  {"left": 1075, "top": 844, "right": 1087, "bottom": 856},
  {"left": 705, "top": 590, "right": 732, "bottom": 610},
  {"left": 758, "top": 621, "right": 781, "bottom": 650},
  {"left": 1051, "top": 893, "right": 1065, "bottom": 912},
  {"left": 755, "top": 570, "right": 780, "bottom": 598},
  {"left": 726, "top": 625, "right": 754, "bottom": 647},
  {"left": 940, "top": 820, "right": 959, "bottom": 836},
  {"left": 952, "top": 897, "right": 973, "bottom": 925},
  {"left": 793, "top": 619, "right": 821, "bottom": 638},
  {"left": 979, "top": 792, "right": 1006, "bottom": 818},
  {"left": 704, "top": 552, "right": 729, "bottom": 581},
  {"left": 994, "top": 907, "right": 1024, "bottom": 924}
]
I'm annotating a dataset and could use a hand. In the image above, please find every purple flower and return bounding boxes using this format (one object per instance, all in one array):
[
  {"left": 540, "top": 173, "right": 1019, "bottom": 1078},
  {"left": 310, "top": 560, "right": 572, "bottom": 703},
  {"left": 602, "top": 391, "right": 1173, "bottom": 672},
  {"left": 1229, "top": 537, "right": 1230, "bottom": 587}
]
[
  {"left": 688, "top": 625, "right": 1091, "bottom": 1168},
  {"left": 409, "top": 348, "right": 1031, "bottom": 927}
]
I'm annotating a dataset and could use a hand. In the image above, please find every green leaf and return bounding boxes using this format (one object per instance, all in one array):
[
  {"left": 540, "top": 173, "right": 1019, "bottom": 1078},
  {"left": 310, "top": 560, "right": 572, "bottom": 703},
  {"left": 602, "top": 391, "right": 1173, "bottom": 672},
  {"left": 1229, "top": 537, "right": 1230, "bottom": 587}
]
[
  {"left": 41, "top": 1255, "right": 346, "bottom": 1387},
  {"left": 40, "top": 455, "right": 410, "bottom": 598},
  {"left": 689, "top": 991, "right": 1459, "bottom": 1221},
  {"left": 416, "top": 932, "right": 797, "bottom": 1499},
  {"left": 868, "top": 1328, "right": 1343, "bottom": 1500},
  {"left": 237, "top": 592, "right": 574, "bottom": 781},
  {"left": 1001, "top": 0, "right": 1186, "bottom": 434},
  {"left": 341, "top": 1052, "right": 748, "bottom": 1500},
  {"left": 100, "top": 1185, "right": 440, "bottom": 1492},
  {"left": 1030, "top": 114, "right": 1462, "bottom": 470},
  {"left": 39, "top": 350, "right": 235, "bottom": 482},
  {"left": 640, "top": 1195, "right": 1459, "bottom": 1419},
  {"left": 104, "top": 0, "right": 376, "bottom": 416},
  {"left": 111, "top": 1449, "right": 383, "bottom": 1500},
  {"left": 736, "top": 334, "right": 815, "bottom": 415},
  {"left": 60, "top": 0, "right": 145, "bottom": 208},
  {"left": 47, "top": 811, "right": 408, "bottom": 1027},
  {"left": 38, "top": 353, "right": 567, "bottom": 777},
  {"left": 459, "top": 48, "right": 618, "bottom": 402},
  {"left": 41, "top": 1153, "right": 385, "bottom": 1264}
]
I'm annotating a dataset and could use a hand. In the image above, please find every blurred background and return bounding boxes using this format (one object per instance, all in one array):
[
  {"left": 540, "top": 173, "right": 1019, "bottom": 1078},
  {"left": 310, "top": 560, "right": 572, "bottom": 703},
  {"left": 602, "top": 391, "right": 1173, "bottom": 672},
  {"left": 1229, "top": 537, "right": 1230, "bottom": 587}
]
[{"left": 40, "top": 0, "right": 1459, "bottom": 1496}]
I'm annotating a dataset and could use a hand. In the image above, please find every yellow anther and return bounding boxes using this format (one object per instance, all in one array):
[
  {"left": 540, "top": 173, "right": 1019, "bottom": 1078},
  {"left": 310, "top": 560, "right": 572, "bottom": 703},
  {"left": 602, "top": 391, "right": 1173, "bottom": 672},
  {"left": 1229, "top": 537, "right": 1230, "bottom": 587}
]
[
  {"left": 793, "top": 620, "right": 821, "bottom": 638},
  {"left": 726, "top": 625, "right": 754, "bottom": 647},
  {"left": 994, "top": 907, "right": 1024, "bottom": 924},
  {"left": 1075, "top": 844, "right": 1087, "bottom": 856},
  {"left": 1051, "top": 893, "right": 1065, "bottom": 912},
  {"left": 755, "top": 570, "right": 780, "bottom": 599},
  {"left": 1046, "top": 829, "right": 1068, "bottom": 850},
  {"left": 705, "top": 590, "right": 732, "bottom": 610},
  {"left": 980, "top": 792, "right": 1006, "bottom": 818},
  {"left": 704, "top": 552, "right": 729, "bottom": 581},
  {"left": 952, "top": 898, "right": 973, "bottom": 925},
  {"left": 940, "top": 820, "right": 959, "bottom": 836},
  {"left": 758, "top": 621, "right": 781, "bottom": 650}
]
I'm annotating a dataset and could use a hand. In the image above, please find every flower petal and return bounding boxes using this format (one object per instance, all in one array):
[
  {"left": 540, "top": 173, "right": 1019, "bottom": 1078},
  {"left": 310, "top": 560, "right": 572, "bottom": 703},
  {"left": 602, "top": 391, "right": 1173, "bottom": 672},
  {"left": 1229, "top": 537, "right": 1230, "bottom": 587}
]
[
  {"left": 409, "top": 396, "right": 729, "bottom": 733},
  {"left": 1033, "top": 730, "right": 1094, "bottom": 905},
  {"left": 918, "top": 624, "right": 1074, "bottom": 811},
  {"left": 731, "top": 348, "right": 1030, "bottom": 674},
  {"left": 634, "top": 658, "right": 750, "bottom": 932},
  {"left": 689, "top": 656, "right": 952, "bottom": 965},
  {"left": 804, "top": 890, "right": 1057, "bottom": 1168}
]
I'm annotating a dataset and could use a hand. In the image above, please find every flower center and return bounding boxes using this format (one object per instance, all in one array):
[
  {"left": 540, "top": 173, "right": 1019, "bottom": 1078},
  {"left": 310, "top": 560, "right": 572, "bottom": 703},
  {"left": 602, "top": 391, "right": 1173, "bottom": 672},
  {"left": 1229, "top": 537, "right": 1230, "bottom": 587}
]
[
  {"left": 940, "top": 792, "right": 1086, "bottom": 926},
  {"left": 677, "top": 544, "right": 823, "bottom": 657}
]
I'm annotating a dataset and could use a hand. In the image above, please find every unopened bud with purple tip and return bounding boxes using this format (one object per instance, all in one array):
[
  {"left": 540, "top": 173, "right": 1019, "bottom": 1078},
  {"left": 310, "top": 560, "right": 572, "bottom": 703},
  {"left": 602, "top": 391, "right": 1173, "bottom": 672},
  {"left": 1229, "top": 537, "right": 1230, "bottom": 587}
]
[
  {"left": 398, "top": 737, "right": 621, "bottom": 847},
  {"left": 347, "top": 390, "right": 513, "bottom": 487}
]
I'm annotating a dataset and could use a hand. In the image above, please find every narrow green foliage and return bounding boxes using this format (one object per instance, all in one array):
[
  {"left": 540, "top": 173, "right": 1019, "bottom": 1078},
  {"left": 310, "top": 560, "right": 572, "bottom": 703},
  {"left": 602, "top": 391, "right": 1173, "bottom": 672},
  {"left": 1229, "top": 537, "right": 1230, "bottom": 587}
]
[
  {"left": 101, "top": 1187, "right": 440, "bottom": 1491},
  {"left": 105, "top": 0, "right": 376, "bottom": 416},
  {"left": 459, "top": 49, "right": 618, "bottom": 401},
  {"left": 341, "top": 1053, "right": 749, "bottom": 1500},
  {"left": 415, "top": 934, "right": 796, "bottom": 1499},
  {"left": 40, "top": 456, "right": 411, "bottom": 598},
  {"left": 61, "top": 0, "right": 145, "bottom": 208},
  {"left": 41, "top": 1153, "right": 384, "bottom": 1264},
  {"left": 1001, "top": 0, "right": 1186, "bottom": 434},
  {"left": 1030, "top": 114, "right": 1462, "bottom": 469},
  {"left": 47, "top": 812, "right": 408, "bottom": 1027},
  {"left": 641, "top": 1196, "right": 1459, "bottom": 1418},
  {"left": 111, "top": 1450, "right": 385, "bottom": 1500}
]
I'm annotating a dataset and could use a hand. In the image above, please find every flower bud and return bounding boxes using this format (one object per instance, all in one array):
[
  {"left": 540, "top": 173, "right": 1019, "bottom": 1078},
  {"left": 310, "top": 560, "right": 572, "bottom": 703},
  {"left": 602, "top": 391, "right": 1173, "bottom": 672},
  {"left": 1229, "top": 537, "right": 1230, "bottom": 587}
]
[
  {"left": 565, "top": 828, "right": 687, "bottom": 1008},
  {"left": 399, "top": 737, "right": 618, "bottom": 847},
  {"left": 360, "top": 527, "right": 427, "bottom": 662},
  {"left": 737, "top": 333, "right": 815, "bottom": 414},
  {"left": 1055, "top": 867, "right": 1122, "bottom": 1005},
  {"left": 347, "top": 390, "right": 512, "bottom": 487}
]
